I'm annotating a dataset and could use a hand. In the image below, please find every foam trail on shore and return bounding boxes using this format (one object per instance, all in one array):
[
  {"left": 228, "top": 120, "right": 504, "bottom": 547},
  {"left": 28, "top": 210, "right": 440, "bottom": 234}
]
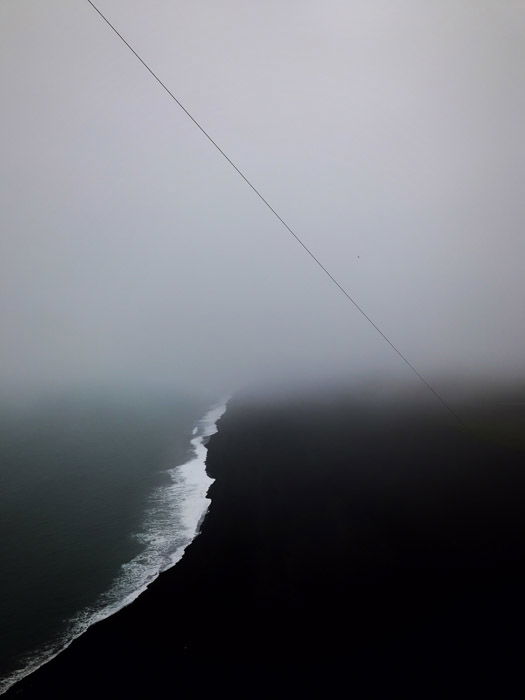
[{"left": 0, "top": 399, "right": 228, "bottom": 696}]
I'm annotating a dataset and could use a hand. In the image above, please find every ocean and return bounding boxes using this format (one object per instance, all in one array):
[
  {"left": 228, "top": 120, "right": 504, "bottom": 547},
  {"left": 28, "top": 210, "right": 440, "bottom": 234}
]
[{"left": 0, "top": 391, "right": 225, "bottom": 694}]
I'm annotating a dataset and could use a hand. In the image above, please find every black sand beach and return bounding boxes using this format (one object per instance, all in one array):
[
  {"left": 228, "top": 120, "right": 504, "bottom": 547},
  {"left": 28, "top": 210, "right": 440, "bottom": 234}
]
[{"left": 7, "top": 390, "right": 525, "bottom": 698}]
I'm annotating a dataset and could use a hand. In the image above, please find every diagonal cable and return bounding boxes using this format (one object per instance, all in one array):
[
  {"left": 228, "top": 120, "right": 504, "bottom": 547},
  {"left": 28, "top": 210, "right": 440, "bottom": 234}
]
[{"left": 85, "top": 0, "right": 464, "bottom": 426}]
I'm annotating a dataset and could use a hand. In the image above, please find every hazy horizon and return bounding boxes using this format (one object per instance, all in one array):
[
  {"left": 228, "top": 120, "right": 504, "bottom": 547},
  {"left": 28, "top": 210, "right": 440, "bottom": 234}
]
[{"left": 2, "top": 1, "right": 524, "bottom": 402}]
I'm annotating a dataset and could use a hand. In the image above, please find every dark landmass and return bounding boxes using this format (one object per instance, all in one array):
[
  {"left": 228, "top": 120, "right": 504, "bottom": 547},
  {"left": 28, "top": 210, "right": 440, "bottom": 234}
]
[{"left": 7, "top": 390, "right": 525, "bottom": 698}]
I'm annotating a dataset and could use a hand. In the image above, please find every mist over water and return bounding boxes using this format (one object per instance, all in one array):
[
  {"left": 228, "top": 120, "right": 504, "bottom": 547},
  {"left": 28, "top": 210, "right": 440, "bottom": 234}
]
[{"left": 1, "top": 2, "right": 524, "bottom": 695}]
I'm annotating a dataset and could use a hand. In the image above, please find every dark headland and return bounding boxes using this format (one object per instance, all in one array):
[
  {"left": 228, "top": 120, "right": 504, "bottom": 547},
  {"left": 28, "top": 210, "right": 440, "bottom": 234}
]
[{"left": 6, "top": 387, "right": 525, "bottom": 698}]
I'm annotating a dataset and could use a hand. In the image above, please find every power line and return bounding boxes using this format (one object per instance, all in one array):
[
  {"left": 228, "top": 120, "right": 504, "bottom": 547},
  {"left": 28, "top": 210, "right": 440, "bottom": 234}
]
[{"left": 85, "top": 0, "right": 464, "bottom": 427}]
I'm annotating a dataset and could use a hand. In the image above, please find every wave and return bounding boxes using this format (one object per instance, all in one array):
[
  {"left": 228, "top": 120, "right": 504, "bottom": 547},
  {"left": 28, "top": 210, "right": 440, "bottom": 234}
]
[{"left": 0, "top": 399, "right": 228, "bottom": 696}]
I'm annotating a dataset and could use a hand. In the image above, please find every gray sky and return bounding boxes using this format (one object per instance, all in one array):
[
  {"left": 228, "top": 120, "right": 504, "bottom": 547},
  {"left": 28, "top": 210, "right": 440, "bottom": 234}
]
[{"left": 1, "top": 0, "right": 524, "bottom": 399}]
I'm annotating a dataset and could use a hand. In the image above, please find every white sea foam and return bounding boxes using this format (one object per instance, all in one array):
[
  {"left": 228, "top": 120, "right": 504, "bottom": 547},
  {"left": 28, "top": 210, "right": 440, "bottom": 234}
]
[{"left": 0, "top": 399, "right": 228, "bottom": 696}]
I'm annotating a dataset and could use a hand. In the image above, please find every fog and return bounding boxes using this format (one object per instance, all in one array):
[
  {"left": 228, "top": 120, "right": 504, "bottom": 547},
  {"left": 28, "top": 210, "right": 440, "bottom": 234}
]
[{"left": 1, "top": 0, "right": 524, "bottom": 402}]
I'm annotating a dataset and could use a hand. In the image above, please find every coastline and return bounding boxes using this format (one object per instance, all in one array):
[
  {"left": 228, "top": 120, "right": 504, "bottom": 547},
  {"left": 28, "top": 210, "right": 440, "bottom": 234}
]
[
  {"left": 1, "top": 401, "right": 226, "bottom": 697},
  {"left": 7, "top": 390, "right": 525, "bottom": 697}
]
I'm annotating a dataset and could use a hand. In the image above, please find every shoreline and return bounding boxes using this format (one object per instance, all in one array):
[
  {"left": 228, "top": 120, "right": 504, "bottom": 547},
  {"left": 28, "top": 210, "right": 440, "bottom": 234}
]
[
  {"left": 1, "top": 400, "right": 227, "bottom": 697},
  {"left": 7, "top": 391, "right": 525, "bottom": 697}
]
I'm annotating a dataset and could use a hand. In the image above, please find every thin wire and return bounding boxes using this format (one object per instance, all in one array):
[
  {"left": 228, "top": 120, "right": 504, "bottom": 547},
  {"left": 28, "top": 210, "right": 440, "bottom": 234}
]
[{"left": 85, "top": 0, "right": 464, "bottom": 427}]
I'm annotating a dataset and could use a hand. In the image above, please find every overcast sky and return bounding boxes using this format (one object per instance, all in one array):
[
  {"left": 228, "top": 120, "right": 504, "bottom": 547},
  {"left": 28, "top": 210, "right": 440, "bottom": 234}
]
[{"left": 1, "top": 0, "right": 524, "bottom": 399}]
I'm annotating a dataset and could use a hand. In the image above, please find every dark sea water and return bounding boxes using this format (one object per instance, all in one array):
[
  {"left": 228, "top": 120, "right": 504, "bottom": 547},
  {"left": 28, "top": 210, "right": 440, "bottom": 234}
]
[{"left": 0, "top": 391, "right": 222, "bottom": 693}]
